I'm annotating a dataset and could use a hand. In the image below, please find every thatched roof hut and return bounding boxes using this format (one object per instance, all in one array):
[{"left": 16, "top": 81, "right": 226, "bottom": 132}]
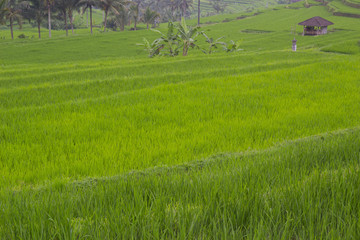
[{"left": 298, "top": 16, "right": 334, "bottom": 35}]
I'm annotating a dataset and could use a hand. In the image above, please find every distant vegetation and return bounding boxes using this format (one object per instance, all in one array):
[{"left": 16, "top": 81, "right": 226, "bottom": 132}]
[
  {"left": 138, "top": 18, "right": 241, "bottom": 57},
  {"left": 0, "top": 0, "right": 286, "bottom": 39}
]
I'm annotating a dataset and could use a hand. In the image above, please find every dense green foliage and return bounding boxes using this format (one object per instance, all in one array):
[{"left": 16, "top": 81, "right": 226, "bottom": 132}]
[
  {"left": 0, "top": 2, "right": 360, "bottom": 238},
  {"left": 0, "top": 0, "right": 283, "bottom": 39}
]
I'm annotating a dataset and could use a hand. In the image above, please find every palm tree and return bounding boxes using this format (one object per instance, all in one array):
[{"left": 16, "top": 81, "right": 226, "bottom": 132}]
[
  {"left": 197, "top": 0, "right": 200, "bottom": 25},
  {"left": 99, "top": 0, "right": 127, "bottom": 32},
  {"left": 117, "top": 5, "right": 129, "bottom": 31},
  {"left": 4, "top": 0, "right": 22, "bottom": 40},
  {"left": 78, "top": 0, "right": 96, "bottom": 34},
  {"left": 44, "top": 0, "right": 54, "bottom": 38},
  {"left": 0, "top": 0, "right": 7, "bottom": 25},
  {"left": 142, "top": 7, "right": 158, "bottom": 30},
  {"left": 169, "top": 0, "right": 192, "bottom": 19},
  {"left": 108, "top": 4, "right": 128, "bottom": 31},
  {"left": 55, "top": 0, "right": 69, "bottom": 36},
  {"left": 22, "top": 0, "right": 46, "bottom": 38},
  {"left": 179, "top": 0, "right": 192, "bottom": 18},
  {"left": 129, "top": 1, "right": 139, "bottom": 30},
  {"left": 67, "top": 0, "right": 81, "bottom": 34},
  {"left": 162, "top": 4, "right": 180, "bottom": 22}
]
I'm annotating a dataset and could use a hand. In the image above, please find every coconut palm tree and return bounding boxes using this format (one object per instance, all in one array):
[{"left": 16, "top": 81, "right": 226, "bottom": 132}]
[
  {"left": 117, "top": 5, "right": 129, "bottom": 31},
  {"left": 55, "top": 0, "right": 69, "bottom": 36},
  {"left": 99, "top": 0, "right": 128, "bottom": 32},
  {"left": 22, "top": 0, "right": 46, "bottom": 38},
  {"left": 169, "top": 0, "right": 192, "bottom": 18},
  {"left": 67, "top": 0, "right": 81, "bottom": 34},
  {"left": 0, "top": 0, "right": 7, "bottom": 25},
  {"left": 108, "top": 4, "right": 128, "bottom": 31},
  {"left": 78, "top": 0, "right": 97, "bottom": 34},
  {"left": 4, "top": 0, "right": 22, "bottom": 39},
  {"left": 129, "top": 1, "right": 139, "bottom": 30},
  {"left": 197, "top": 0, "right": 200, "bottom": 25},
  {"left": 142, "top": 6, "right": 158, "bottom": 30},
  {"left": 44, "top": 0, "right": 54, "bottom": 38},
  {"left": 179, "top": 0, "right": 192, "bottom": 17}
]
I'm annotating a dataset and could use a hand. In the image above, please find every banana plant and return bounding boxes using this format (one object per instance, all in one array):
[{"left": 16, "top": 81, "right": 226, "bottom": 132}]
[
  {"left": 136, "top": 37, "right": 164, "bottom": 58},
  {"left": 223, "top": 40, "right": 242, "bottom": 52},
  {"left": 151, "top": 21, "right": 180, "bottom": 57},
  {"left": 177, "top": 17, "right": 201, "bottom": 56},
  {"left": 201, "top": 32, "right": 226, "bottom": 54}
]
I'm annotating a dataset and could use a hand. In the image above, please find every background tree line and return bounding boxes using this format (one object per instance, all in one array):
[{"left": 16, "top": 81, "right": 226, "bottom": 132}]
[{"left": 0, "top": 0, "right": 230, "bottom": 39}]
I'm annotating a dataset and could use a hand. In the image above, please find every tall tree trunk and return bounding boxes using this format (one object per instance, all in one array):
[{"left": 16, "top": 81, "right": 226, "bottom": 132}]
[
  {"left": 103, "top": 10, "right": 108, "bottom": 32},
  {"left": 182, "top": 1, "right": 186, "bottom": 18},
  {"left": 10, "top": 17, "right": 13, "bottom": 40},
  {"left": 134, "top": 17, "right": 136, "bottom": 30},
  {"left": 86, "top": 8, "right": 88, "bottom": 28},
  {"left": 183, "top": 42, "right": 188, "bottom": 56},
  {"left": 37, "top": 21, "right": 41, "bottom": 39},
  {"left": 198, "top": 0, "right": 200, "bottom": 25},
  {"left": 90, "top": 5, "right": 93, "bottom": 34},
  {"left": 48, "top": 2, "right": 51, "bottom": 38},
  {"left": 69, "top": 11, "right": 74, "bottom": 34},
  {"left": 64, "top": 12, "right": 68, "bottom": 36}
]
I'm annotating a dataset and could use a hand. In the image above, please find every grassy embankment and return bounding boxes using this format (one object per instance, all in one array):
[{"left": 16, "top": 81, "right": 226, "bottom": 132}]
[{"left": 0, "top": 3, "right": 360, "bottom": 239}]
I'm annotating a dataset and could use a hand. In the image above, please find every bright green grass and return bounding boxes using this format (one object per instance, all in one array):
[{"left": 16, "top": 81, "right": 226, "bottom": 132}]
[
  {"left": 328, "top": 0, "right": 360, "bottom": 14},
  {"left": 307, "top": 0, "right": 323, "bottom": 5},
  {"left": 1, "top": 51, "right": 360, "bottom": 188},
  {"left": 1, "top": 127, "right": 359, "bottom": 239},
  {"left": 193, "top": 0, "right": 279, "bottom": 15},
  {"left": 347, "top": 0, "right": 360, "bottom": 4},
  {"left": 0, "top": 3, "right": 360, "bottom": 239}
]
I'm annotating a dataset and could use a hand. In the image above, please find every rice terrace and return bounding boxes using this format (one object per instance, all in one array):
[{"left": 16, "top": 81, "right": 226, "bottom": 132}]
[{"left": 1, "top": 0, "right": 360, "bottom": 238}]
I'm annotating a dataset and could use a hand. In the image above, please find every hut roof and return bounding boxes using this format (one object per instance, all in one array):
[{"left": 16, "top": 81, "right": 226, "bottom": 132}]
[{"left": 298, "top": 16, "right": 334, "bottom": 27}]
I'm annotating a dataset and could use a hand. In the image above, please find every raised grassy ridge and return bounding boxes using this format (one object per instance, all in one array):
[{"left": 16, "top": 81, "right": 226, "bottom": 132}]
[{"left": 325, "top": 0, "right": 360, "bottom": 17}]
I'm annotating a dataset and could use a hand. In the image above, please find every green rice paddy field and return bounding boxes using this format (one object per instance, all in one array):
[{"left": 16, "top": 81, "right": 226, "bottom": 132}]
[{"left": 1, "top": 3, "right": 360, "bottom": 239}]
